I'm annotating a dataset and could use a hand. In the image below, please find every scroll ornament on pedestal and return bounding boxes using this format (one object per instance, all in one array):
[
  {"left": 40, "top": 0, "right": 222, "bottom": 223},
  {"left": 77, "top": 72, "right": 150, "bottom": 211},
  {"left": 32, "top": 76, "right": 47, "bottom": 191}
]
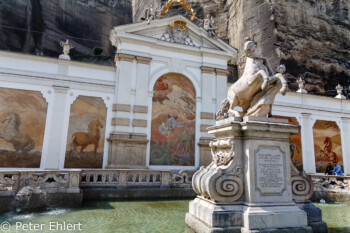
[
  {"left": 192, "top": 139, "right": 244, "bottom": 202},
  {"left": 291, "top": 161, "right": 314, "bottom": 202}
]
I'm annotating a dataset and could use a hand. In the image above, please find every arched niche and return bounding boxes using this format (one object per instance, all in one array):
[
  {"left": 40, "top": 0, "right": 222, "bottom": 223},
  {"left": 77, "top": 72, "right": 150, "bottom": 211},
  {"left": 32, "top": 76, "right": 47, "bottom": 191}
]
[
  {"left": 64, "top": 96, "right": 107, "bottom": 168},
  {"left": 313, "top": 120, "right": 343, "bottom": 173},
  {"left": 150, "top": 73, "right": 196, "bottom": 166}
]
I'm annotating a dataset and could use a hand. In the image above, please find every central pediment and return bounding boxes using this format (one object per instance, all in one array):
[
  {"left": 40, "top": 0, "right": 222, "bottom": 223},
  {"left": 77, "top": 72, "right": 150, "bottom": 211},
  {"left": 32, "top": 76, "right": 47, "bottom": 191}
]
[{"left": 110, "top": 15, "right": 236, "bottom": 54}]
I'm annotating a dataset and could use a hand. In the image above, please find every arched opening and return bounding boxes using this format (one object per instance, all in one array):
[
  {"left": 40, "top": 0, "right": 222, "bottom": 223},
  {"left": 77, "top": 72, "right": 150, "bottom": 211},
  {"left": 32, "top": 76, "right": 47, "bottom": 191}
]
[{"left": 150, "top": 73, "right": 196, "bottom": 166}]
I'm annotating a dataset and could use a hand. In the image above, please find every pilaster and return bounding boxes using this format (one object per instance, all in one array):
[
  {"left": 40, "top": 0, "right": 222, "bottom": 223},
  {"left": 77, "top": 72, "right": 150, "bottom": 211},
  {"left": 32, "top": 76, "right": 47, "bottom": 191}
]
[
  {"left": 215, "top": 68, "right": 229, "bottom": 110},
  {"left": 113, "top": 53, "right": 135, "bottom": 133},
  {"left": 44, "top": 85, "right": 70, "bottom": 169},
  {"left": 340, "top": 117, "right": 350, "bottom": 175},
  {"left": 300, "top": 113, "right": 316, "bottom": 174}
]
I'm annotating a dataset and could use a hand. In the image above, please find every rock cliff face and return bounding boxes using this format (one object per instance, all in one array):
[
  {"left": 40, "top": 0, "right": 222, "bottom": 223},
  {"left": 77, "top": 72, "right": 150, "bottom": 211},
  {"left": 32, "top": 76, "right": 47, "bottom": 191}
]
[
  {"left": 134, "top": 0, "right": 349, "bottom": 95},
  {"left": 1, "top": 0, "right": 349, "bottom": 95},
  {"left": 0, "top": 0, "right": 132, "bottom": 58}
]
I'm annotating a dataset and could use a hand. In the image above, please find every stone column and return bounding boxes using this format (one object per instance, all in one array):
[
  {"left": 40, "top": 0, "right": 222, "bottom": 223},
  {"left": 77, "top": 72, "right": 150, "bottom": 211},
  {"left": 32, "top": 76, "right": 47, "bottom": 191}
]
[
  {"left": 107, "top": 54, "right": 149, "bottom": 169},
  {"left": 340, "top": 117, "right": 350, "bottom": 175},
  {"left": 44, "top": 86, "right": 70, "bottom": 169},
  {"left": 300, "top": 113, "right": 316, "bottom": 174}
]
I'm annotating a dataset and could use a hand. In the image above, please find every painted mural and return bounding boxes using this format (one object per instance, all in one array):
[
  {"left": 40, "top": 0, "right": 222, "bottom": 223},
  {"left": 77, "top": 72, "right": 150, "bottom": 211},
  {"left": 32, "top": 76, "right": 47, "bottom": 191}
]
[
  {"left": 275, "top": 115, "right": 303, "bottom": 171},
  {"left": 64, "top": 96, "right": 106, "bottom": 168},
  {"left": 150, "top": 73, "right": 196, "bottom": 166},
  {"left": 313, "top": 120, "right": 343, "bottom": 173},
  {"left": 0, "top": 88, "right": 47, "bottom": 167}
]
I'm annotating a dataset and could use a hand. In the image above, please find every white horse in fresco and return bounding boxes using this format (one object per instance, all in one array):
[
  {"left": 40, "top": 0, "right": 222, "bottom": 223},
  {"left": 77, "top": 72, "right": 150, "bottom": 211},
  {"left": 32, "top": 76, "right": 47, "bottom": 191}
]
[{"left": 0, "top": 112, "right": 35, "bottom": 155}]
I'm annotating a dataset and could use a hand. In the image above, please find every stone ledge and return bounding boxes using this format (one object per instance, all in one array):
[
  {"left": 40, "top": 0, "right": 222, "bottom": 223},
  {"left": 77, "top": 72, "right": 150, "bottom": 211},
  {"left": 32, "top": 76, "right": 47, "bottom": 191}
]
[
  {"left": 111, "top": 118, "right": 130, "bottom": 126},
  {"left": 0, "top": 193, "right": 83, "bottom": 213},
  {"left": 82, "top": 188, "right": 196, "bottom": 201},
  {"left": 113, "top": 104, "right": 131, "bottom": 112}
]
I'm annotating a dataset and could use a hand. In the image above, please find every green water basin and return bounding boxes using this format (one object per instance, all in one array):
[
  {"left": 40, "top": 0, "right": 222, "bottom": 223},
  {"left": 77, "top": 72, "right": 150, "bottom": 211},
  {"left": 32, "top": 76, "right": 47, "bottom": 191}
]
[{"left": 0, "top": 200, "right": 348, "bottom": 233}]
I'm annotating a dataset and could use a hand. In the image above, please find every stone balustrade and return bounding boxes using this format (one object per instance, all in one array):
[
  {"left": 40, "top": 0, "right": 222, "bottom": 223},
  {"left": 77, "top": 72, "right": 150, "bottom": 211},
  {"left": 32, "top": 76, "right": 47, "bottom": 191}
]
[
  {"left": 80, "top": 169, "right": 194, "bottom": 188},
  {"left": 0, "top": 170, "right": 81, "bottom": 196}
]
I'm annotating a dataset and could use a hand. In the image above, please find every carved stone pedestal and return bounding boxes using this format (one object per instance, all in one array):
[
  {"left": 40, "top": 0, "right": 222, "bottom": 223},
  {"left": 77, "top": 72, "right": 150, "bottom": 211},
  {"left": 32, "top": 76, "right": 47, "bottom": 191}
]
[
  {"left": 106, "top": 132, "right": 148, "bottom": 169},
  {"left": 186, "top": 117, "right": 327, "bottom": 233}
]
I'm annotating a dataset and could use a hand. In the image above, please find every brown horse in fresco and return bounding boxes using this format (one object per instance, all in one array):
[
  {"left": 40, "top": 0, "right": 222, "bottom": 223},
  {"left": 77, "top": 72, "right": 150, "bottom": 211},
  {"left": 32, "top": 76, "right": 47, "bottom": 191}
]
[{"left": 68, "top": 119, "right": 103, "bottom": 160}]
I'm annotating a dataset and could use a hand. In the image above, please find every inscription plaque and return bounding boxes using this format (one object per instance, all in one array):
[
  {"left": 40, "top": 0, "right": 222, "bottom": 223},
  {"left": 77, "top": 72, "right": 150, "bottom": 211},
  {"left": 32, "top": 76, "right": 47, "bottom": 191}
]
[{"left": 256, "top": 147, "right": 285, "bottom": 194}]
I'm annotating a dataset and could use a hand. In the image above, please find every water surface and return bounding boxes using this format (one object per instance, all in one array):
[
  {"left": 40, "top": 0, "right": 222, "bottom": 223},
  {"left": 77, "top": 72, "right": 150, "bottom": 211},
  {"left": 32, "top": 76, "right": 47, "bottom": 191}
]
[{"left": 0, "top": 200, "right": 348, "bottom": 233}]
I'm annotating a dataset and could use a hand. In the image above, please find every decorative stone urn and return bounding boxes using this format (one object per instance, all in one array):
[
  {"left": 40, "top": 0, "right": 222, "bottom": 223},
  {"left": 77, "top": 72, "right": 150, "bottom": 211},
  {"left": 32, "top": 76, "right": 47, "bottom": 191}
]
[
  {"left": 59, "top": 39, "right": 74, "bottom": 60},
  {"left": 186, "top": 117, "right": 327, "bottom": 233}
]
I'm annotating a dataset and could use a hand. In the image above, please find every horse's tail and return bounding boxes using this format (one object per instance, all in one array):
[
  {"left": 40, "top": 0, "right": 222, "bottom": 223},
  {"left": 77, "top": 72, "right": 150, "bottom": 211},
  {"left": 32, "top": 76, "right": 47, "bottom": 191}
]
[
  {"left": 215, "top": 98, "right": 229, "bottom": 120},
  {"left": 23, "top": 139, "right": 35, "bottom": 153},
  {"left": 70, "top": 134, "right": 77, "bottom": 151}
]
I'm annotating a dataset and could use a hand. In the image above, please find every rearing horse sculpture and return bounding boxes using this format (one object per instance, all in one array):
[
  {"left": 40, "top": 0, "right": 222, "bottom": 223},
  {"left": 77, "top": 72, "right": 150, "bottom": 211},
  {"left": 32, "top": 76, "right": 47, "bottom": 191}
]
[
  {"left": 216, "top": 38, "right": 288, "bottom": 120},
  {"left": 68, "top": 119, "right": 104, "bottom": 160}
]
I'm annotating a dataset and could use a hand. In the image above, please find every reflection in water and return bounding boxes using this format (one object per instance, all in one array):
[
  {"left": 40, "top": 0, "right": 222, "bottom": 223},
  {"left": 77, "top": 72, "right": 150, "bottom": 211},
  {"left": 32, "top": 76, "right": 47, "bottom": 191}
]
[{"left": 0, "top": 200, "right": 348, "bottom": 233}]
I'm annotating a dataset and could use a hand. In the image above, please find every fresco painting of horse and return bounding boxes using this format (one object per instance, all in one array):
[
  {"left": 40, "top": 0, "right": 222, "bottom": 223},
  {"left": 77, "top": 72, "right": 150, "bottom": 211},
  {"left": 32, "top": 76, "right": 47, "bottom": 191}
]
[
  {"left": 150, "top": 73, "right": 196, "bottom": 166},
  {"left": 0, "top": 88, "right": 47, "bottom": 167},
  {"left": 64, "top": 96, "right": 107, "bottom": 168},
  {"left": 313, "top": 120, "right": 343, "bottom": 173},
  {"left": 68, "top": 119, "right": 103, "bottom": 160}
]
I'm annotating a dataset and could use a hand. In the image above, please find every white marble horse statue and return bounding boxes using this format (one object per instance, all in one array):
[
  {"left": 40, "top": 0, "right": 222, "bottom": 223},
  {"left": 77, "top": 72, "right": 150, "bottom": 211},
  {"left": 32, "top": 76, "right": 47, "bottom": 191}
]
[{"left": 216, "top": 38, "right": 288, "bottom": 119}]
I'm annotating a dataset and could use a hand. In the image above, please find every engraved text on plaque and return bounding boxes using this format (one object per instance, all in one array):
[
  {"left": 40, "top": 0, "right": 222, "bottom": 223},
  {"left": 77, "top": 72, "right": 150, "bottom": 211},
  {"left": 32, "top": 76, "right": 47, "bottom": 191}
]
[{"left": 256, "top": 147, "right": 285, "bottom": 194}]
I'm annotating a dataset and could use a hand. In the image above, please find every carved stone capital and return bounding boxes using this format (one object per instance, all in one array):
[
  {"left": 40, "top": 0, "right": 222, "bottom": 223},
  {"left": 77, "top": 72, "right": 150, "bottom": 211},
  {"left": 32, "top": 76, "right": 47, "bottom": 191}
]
[
  {"left": 215, "top": 69, "right": 229, "bottom": 76},
  {"left": 114, "top": 53, "right": 135, "bottom": 62},
  {"left": 136, "top": 56, "right": 152, "bottom": 64},
  {"left": 200, "top": 66, "right": 215, "bottom": 74}
]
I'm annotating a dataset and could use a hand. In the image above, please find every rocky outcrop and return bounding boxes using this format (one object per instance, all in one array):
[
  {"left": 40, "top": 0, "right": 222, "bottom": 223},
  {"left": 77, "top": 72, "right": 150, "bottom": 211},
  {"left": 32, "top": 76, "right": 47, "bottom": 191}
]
[
  {"left": 134, "top": 0, "right": 349, "bottom": 95},
  {"left": 1, "top": 0, "right": 349, "bottom": 95},
  {"left": 225, "top": 0, "right": 350, "bottom": 95},
  {"left": 0, "top": 0, "right": 132, "bottom": 60}
]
